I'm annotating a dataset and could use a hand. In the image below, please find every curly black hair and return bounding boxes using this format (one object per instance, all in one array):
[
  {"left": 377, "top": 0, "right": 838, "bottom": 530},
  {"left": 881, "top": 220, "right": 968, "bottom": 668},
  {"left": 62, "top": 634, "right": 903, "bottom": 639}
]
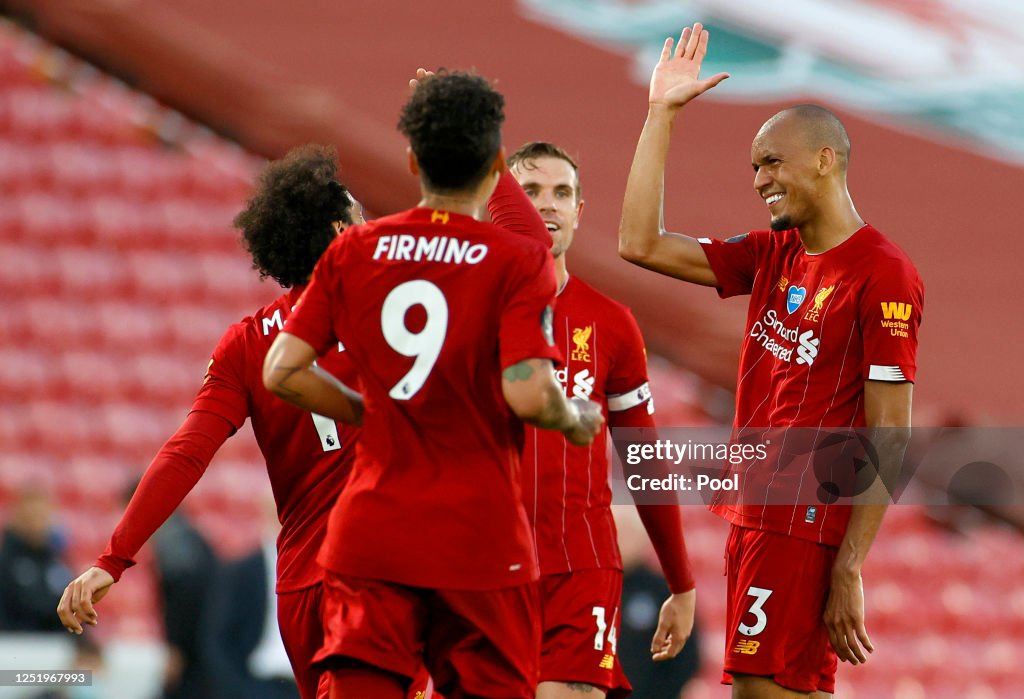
[
  {"left": 233, "top": 144, "right": 352, "bottom": 288},
  {"left": 398, "top": 70, "right": 504, "bottom": 193}
]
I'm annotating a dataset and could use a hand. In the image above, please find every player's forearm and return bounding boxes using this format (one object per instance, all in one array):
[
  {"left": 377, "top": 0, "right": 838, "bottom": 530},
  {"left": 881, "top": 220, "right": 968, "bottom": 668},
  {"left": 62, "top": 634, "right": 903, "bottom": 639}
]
[
  {"left": 618, "top": 108, "right": 717, "bottom": 286},
  {"left": 528, "top": 380, "right": 581, "bottom": 433},
  {"left": 502, "top": 360, "right": 577, "bottom": 430},
  {"left": 265, "top": 363, "right": 363, "bottom": 426},
  {"left": 836, "top": 424, "right": 910, "bottom": 574},
  {"left": 263, "top": 335, "right": 364, "bottom": 425},
  {"left": 635, "top": 504, "right": 695, "bottom": 593},
  {"left": 618, "top": 105, "right": 675, "bottom": 264},
  {"left": 97, "top": 410, "right": 232, "bottom": 580}
]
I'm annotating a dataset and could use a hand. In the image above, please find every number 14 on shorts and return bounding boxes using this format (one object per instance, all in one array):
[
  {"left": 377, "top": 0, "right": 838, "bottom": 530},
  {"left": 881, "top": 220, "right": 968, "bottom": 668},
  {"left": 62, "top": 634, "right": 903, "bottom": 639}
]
[{"left": 592, "top": 606, "right": 618, "bottom": 653}]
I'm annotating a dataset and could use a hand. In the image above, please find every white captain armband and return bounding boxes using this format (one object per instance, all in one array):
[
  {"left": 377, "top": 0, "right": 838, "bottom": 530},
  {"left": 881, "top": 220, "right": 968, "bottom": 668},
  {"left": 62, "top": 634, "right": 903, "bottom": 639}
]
[
  {"left": 868, "top": 364, "right": 907, "bottom": 382},
  {"left": 607, "top": 382, "right": 652, "bottom": 412}
]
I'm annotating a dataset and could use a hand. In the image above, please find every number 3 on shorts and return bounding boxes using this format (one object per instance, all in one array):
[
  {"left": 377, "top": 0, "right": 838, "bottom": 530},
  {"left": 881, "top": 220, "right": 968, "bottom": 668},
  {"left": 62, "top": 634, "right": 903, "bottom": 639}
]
[{"left": 738, "top": 586, "right": 773, "bottom": 637}]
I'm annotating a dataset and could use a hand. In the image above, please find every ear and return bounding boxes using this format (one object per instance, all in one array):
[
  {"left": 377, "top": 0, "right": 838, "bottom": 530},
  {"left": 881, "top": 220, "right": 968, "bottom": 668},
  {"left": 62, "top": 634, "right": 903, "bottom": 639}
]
[
  {"left": 407, "top": 147, "right": 420, "bottom": 177},
  {"left": 575, "top": 198, "right": 585, "bottom": 230},
  {"left": 817, "top": 146, "right": 837, "bottom": 175}
]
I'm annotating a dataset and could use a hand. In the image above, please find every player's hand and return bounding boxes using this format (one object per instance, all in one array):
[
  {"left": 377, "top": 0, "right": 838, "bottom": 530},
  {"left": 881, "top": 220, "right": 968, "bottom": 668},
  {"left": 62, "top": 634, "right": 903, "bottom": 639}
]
[
  {"left": 409, "top": 67, "right": 435, "bottom": 93},
  {"left": 824, "top": 566, "right": 874, "bottom": 665},
  {"left": 57, "top": 566, "right": 115, "bottom": 634},
  {"left": 651, "top": 589, "right": 695, "bottom": 661},
  {"left": 649, "top": 23, "right": 729, "bottom": 111},
  {"left": 564, "top": 398, "right": 604, "bottom": 446}
]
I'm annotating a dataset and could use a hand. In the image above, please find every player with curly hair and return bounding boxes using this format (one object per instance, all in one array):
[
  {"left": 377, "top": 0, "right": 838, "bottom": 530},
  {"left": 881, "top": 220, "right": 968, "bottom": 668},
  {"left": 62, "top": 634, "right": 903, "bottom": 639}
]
[
  {"left": 57, "top": 143, "right": 363, "bottom": 699},
  {"left": 264, "top": 71, "right": 604, "bottom": 699}
]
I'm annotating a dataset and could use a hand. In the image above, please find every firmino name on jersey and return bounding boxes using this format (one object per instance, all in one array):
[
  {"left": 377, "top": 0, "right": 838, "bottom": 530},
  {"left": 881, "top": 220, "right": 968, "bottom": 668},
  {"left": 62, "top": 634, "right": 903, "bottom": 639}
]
[{"left": 373, "top": 234, "right": 488, "bottom": 264}]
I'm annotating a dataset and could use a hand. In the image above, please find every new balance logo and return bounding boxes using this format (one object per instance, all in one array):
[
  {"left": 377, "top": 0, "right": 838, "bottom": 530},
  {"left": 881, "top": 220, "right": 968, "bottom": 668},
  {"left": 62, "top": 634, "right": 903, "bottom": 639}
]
[
  {"left": 880, "top": 302, "right": 912, "bottom": 321},
  {"left": 794, "top": 329, "right": 820, "bottom": 366},
  {"left": 599, "top": 654, "right": 615, "bottom": 669},
  {"left": 733, "top": 640, "right": 760, "bottom": 655}
]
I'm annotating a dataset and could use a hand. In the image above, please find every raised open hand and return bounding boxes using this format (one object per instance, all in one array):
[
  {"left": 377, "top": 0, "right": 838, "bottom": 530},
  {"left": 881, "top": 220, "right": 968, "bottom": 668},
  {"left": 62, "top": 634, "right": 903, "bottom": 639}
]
[{"left": 649, "top": 23, "right": 729, "bottom": 110}]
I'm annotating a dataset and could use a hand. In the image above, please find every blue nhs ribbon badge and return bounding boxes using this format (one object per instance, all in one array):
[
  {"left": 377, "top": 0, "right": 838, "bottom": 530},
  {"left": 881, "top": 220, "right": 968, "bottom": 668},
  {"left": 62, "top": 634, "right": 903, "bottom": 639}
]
[{"left": 787, "top": 286, "right": 807, "bottom": 314}]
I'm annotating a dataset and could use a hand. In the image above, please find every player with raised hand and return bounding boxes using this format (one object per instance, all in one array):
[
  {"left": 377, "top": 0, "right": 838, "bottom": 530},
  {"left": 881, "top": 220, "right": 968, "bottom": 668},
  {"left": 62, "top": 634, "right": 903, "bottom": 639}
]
[
  {"left": 509, "top": 141, "right": 696, "bottom": 699},
  {"left": 263, "top": 71, "right": 603, "bottom": 699},
  {"left": 619, "top": 22, "right": 922, "bottom": 699}
]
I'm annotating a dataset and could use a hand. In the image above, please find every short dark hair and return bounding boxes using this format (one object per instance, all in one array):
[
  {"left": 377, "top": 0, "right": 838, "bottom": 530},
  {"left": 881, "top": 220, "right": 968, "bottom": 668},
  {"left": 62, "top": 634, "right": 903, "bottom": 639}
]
[
  {"left": 508, "top": 141, "right": 582, "bottom": 199},
  {"left": 398, "top": 71, "right": 504, "bottom": 193},
  {"left": 233, "top": 144, "right": 352, "bottom": 288}
]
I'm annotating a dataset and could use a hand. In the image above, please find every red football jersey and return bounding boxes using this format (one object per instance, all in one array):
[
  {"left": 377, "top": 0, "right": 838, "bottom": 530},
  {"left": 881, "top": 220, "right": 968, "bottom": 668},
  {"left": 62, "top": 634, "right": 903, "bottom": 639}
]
[
  {"left": 699, "top": 225, "right": 923, "bottom": 545},
  {"left": 98, "top": 286, "right": 358, "bottom": 592},
  {"left": 522, "top": 276, "right": 653, "bottom": 573},
  {"left": 284, "top": 207, "right": 561, "bottom": 591}
]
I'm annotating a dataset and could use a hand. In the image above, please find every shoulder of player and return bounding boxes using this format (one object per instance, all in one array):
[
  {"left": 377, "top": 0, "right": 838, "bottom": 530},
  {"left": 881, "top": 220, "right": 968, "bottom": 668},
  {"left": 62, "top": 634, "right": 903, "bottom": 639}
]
[
  {"left": 232, "top": 292, "right": 295, "bottom": 344},
  {"left": 859, "top": 226, "right": 922, "bottom": 281},
  {"left": 565, "top": 276, "right": 634, "bottom": 318},
  {"left": 562, "top": 278, "right": 643, "bottom": 354},
  {"left": 704, "top": 228, "right": 781, "bottom": 254}
]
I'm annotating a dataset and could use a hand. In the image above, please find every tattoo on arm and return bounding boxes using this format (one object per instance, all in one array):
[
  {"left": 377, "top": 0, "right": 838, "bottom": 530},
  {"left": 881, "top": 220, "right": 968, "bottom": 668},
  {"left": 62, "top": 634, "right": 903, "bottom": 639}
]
[
  {"left": 272, "top": 366, "right": 305, "bottom": 400},
  {"left": 565, "top": 683, "right": 596, "bottom": 693},
  {"left": 503, "top": 360, "right": 534, "bottom": 382}
]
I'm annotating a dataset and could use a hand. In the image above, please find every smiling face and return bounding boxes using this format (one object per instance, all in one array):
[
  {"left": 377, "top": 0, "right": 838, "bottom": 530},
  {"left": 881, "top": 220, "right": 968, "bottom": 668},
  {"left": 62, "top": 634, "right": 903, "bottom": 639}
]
[
  {"left": 511, "top": 155, "right": 583, "bottom": 258},
  {"left": 751, "top": 114, "right": 833, "bottom": 232}
]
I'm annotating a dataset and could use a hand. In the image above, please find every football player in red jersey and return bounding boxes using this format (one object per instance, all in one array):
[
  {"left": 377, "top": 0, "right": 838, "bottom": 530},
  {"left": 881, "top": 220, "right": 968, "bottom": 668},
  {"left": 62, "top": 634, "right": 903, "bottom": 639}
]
[
  {"left": 509, "top": 142, "right": 696, "bottom": 699},
  {"left": 56, "top": 144, "right": 362, "bottom": 699},
  {"left": 263, "top": 72, "right": 604, "bottom": 699},
  {"left": 618, "top": 23, "right": 921, "bottom": 699}
]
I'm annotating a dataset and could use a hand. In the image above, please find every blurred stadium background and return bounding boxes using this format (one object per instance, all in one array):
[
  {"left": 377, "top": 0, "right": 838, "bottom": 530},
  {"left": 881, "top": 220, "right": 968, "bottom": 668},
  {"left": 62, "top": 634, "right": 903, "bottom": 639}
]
[{"left": 0, "top": 0, "right": 1021, "bottom": 697}]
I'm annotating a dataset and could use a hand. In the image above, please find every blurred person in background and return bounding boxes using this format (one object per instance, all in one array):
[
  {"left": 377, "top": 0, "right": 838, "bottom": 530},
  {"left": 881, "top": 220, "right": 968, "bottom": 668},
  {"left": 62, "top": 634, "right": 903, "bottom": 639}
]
[
  {"left": 0, "top": 486, "right": 72, "bottom": 633},
  {"left": 57, "top": 143, "right": 363, "bottom": 699},
  {"left": 147, "top": 488, "right": 218, "bottom": 699},
  {"left": 29, "top": 633, "right": 110, "bottom": 699},
  {"left": 619, "top": 23, "right": 921, "bottom": 698},
  {"left": 508, "top": 141, "right": 696, "bottom": 699},
  {"left": 615, "top": 508, "right": 701, "bottom": 699},
  {"left": 200, "top": 498, "right": 299, "bottom": 699}
]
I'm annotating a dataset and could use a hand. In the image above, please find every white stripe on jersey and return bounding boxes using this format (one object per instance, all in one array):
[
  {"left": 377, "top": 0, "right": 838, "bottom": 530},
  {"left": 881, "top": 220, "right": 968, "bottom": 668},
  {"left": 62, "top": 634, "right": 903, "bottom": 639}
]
[
  {"left": 868, "top": 364, "right": 907, "bottom": 381},
  {"left": 607, "top": 382, "right": 652, "bottom": 412}
]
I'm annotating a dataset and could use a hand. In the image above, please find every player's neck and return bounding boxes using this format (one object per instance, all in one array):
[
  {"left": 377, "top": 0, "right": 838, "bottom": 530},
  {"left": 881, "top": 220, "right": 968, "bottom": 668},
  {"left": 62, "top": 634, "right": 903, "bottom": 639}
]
[
  {"left": 419, "top": 175, "right": 496, "bottom": 220},
  {"left": 418, "top": 193, "right": 485, "bottom": 219},
  {"left": 554, "top": 256, "right": 569, "bottom": 291},
  {"left": 798, "top": 195, "right": 864, "bottom": 254}
]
